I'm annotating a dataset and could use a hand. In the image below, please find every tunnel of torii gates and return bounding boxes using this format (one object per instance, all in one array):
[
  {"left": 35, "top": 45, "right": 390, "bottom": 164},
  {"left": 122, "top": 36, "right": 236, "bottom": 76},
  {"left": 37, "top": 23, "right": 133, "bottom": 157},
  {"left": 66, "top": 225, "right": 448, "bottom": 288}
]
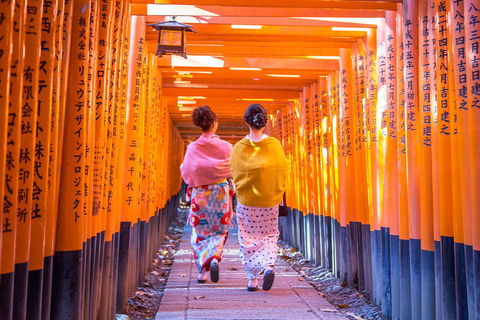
[{"left": 0, "top": 0, "right": 479, "bottom": 319}]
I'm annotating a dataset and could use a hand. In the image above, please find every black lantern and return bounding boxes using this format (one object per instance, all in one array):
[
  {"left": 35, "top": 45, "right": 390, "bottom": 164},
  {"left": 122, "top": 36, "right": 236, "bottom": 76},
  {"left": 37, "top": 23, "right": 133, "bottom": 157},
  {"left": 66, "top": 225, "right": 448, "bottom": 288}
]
[{"left": 148, "top": 17, "right": 196, "bottom": 58}]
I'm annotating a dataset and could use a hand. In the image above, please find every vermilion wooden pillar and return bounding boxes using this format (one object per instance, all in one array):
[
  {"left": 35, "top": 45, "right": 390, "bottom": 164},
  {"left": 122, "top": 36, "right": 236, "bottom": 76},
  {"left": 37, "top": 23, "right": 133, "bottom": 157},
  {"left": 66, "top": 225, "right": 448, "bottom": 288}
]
[
  {"left": 465, "top": 0, "right": 480, "bottom": 318},
  {"left": 418, "top": 1, "right": 436, "bottom": 318},
  {"left": 27, "top": 1, "right": 55, "bottom": 319},
  {"left": 14, "top": 1, "right": 43, "bottom": 319},
  {"left": 117, "top": 14, "right": 146, "bottom": 313},
  {"left": 0, "top": 0, "right": 15, "bottom": 259},
  {"left": 52, "top": 0, "right": 91, "bottom": 318},
  {"left": 384, "top": 10, "right": 400, "bottom": 319},
  {"left": 449, "top": 0, "right": 471, "bottom": 317},
  {"left": 0, "top": 2, "right": 25, "bottom": 319}
]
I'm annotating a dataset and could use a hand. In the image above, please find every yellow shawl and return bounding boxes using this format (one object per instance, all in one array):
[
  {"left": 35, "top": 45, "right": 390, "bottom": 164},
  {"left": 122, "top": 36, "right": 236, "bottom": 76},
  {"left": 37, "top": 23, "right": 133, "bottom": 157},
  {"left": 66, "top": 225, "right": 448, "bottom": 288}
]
[{"left": 230, "top": 137, "right": 288, "bottom": 207}]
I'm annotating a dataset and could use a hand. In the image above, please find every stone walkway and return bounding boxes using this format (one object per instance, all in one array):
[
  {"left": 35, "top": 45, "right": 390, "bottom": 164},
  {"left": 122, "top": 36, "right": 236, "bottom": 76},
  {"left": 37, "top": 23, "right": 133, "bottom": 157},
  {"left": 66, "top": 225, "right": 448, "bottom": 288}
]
[{"left": 155, "top": 226, "right": 348, "bottom": 320}]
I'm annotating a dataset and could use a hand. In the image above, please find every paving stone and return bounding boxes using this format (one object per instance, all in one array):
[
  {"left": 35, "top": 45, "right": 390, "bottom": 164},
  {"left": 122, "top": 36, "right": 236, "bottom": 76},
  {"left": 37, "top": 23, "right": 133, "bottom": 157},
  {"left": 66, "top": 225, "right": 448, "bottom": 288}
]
[{"left": 156, "top": 226, "right": 348, "bottom": 320}]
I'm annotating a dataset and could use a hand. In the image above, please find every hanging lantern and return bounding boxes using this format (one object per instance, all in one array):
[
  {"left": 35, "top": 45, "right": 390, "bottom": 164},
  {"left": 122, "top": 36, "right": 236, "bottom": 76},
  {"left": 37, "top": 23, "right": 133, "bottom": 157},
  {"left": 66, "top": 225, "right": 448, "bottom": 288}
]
[{"left": 148, "top": 17, "right": 196, "bottom": 58}]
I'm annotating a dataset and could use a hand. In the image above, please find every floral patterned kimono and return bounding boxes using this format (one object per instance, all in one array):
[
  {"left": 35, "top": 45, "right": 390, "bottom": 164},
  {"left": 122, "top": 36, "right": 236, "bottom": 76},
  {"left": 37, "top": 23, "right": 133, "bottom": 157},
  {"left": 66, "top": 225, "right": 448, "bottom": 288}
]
[{"left": 186, "top": 179, "right": 235, "bottom": 272}]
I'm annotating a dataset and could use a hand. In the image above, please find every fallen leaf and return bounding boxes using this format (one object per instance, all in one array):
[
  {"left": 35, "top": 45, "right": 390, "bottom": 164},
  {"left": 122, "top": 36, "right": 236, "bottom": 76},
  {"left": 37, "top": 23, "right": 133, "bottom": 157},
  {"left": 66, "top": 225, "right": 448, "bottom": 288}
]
[
  {"left": 335, "top": 303, "right": 350, "bottom": 309},
  {"left": 194, "top": 295, "right": 205, "bottom": 300},
  {"left": 181, "top": 273, "right": 186, "bottom": 277},
  {"left": 151, "top": 271, "right": 159, "bottom": 276},
  {"left": 298, "top": 278, "right": 305, "bottom": 281},
  {"left": 341, "top": 281, "right": 348, "bottom": 287},
  {"left": 227, "top": 267, "right": 238, "bottom": 271}
]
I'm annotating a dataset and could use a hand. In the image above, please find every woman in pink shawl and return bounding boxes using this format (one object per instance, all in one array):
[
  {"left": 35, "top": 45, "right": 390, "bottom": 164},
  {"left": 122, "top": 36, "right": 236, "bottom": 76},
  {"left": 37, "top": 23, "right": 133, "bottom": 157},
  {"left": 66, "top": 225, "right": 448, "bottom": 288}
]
[{"left": 180, "top": 105, "right": 235, "bottom": 283}]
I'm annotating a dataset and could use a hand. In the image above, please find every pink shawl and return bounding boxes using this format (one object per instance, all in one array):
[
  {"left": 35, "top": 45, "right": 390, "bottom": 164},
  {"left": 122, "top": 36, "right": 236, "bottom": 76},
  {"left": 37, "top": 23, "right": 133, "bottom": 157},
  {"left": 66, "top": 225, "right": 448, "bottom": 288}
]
[{"left": 180, "top": 133, "right": 233, "bottom": 187}]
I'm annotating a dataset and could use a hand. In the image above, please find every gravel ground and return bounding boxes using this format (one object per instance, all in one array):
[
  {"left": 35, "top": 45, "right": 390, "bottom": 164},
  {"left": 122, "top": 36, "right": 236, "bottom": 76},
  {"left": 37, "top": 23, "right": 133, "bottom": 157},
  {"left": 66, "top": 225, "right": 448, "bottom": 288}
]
[
  {"left": 120, "top": 201, "right": 189, "bottom": 320},
  {"left": 119, "top": 200, "right": 382, "bottom": 320},
  {"left": 276, "top": 240, "right": 382, "bottom": 320}
]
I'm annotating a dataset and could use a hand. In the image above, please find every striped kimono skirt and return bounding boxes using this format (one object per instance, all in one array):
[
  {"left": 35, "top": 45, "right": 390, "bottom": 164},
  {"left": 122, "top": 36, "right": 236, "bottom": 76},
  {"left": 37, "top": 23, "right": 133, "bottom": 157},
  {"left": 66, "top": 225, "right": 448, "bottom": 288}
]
[
  {"left": 187, "top": 179, "right": 235, "bottom": 272},
  {"left": 236, "top": 202, "right": 279, "bottom": 280}
]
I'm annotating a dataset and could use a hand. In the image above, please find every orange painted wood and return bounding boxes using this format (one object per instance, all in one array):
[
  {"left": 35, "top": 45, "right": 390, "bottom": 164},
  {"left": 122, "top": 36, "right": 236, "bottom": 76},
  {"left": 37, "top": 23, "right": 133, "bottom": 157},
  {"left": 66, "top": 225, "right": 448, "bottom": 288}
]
[
  {"left": 151, "top": 0, "right": 398, "bottom": 10},
  {"left": 45, "top": 0, "right": 71, "bottom": 260},
  {"left": 301, "top": 86, "right": 312, "bottom": 215},
  {"left": 377, "top": 19, "right": 388, "bottom": 229},
  {"left": 417, "top": 0, "right": 435, "bottom": 252},
  {"left": 156, "top": 55, "right": 340, "bottom": 71},
  {"left": 16, "top": 0, "right": 43, "bottom": 265},
  {"left": 287, "top": 100, "right": 299, "bottom": 210},
  {"left": 332, "top": 70, "right": 343, "bottom": 226},
  {"left": 0, "top": 0, "right": 15, "bottom": 269},
  {"left": 133, "top": 4, "right": 391, "bottom": 18},
  {"left": 138, "top": 50, "right": 149, "bottom": 223},
  {"left": 121, "top": 15, "right": 146, "bottom": 223},
  {"left": 465, "top": 0, "right": 480, "bottom": 251},
  {"left": 105, "top": 0, "right": 126, "bottom": 241},
  {"left": 93, "top": 0, "right": 114, "bottom": 234},
  {"left": 353, "top": 39, "right": 369, "bottom": 226},
  {"left": 29, "top": 0, "right": 56, "bottom": 271},
  {"left": 340, "top": 48, "right": 354, "bottom": 227},
  {"left": 404, "top": 1, "right": 422, "bottom": 241},
  {"left": 85, "top": 0, "right": 99, "bottom": 240},
  {"left": 56, "top": 0, "right": 91, "bottom": 252},
  {"left": 327, "top": 73, "right": 338, "bottom": 221},
  {"left": 449, "top": 0, "right": 469, "bottom": 246},
  {"left": 114, "top": 0, "right": 131, "bottom": 234},
  {"left": 365, "top": 28, "right": 378, "bottom": 232},
  {"left": 146, "top": 54, "right": 159, "bottom": 218},
  {"left": 1, "top": 0, "right": 26, "bottom": 274},
  {"left": 383, "top": 10, "right": 399, "bottom": 235},
  {"left": 315, "top": 80, "right": 323, "bottom": 218},
  {"left": 434, "top": 0, "right": 454, "bottom": 239},
  {"left": 312, "top": 81, "right": 323, "bottom": 217},
  {"left": 149, "top": 60, "right": 159, "bottom": 217},
  {"left": 145, "top": 16, "right": 378, "bottom": 29},
  {"left": 374, "top": 20, "right": 386, "bottom": 231},
  {"left": 427, "top": 0, "right": 441, "bottom": 244},
  {"left": 396, "top": 7, "right": 409, "bottom": 242},
  {"left": 295, "top": 98, "right": 306, "bottom": 214}
]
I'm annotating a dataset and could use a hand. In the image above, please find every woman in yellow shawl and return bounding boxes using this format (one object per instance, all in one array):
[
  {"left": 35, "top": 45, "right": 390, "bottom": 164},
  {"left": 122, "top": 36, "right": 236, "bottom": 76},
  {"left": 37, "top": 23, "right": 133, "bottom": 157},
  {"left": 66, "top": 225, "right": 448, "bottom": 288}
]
[{"left": 230, "top": 104, "right": 289, "bottom": 291}]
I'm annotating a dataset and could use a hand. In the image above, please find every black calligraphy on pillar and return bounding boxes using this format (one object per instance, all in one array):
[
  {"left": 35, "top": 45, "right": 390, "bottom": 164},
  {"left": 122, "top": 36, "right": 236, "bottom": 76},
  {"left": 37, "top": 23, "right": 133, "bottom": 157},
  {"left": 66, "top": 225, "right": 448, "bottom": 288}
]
[
  {"left": 437, "top": 1, "right": 450, "bottom": 136},
  {"left": 386, "top": 32, "right": 397, "bottom": 139},
  {"left": 421, "top": 14, "right": 432, "bottom": 147},
  {"left": 341, "top": 68, "right": 351, "bottom": 157},
  {"left": 468, "top": 3, "right": 480, "bottom": 109},
  {"left": 404, "top": 18, "right": 418, "bottom": 133},
  {"left": 368, "top": 50, "right": 378, "bottom": 143}
]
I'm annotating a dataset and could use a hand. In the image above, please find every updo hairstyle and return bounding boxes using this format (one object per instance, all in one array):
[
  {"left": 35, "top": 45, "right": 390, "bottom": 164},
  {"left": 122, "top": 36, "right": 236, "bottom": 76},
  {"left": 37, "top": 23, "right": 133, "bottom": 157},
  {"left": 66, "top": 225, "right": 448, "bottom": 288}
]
[
  {"left": 244, "top": 103, "right": 268, "bottom": 130},
  {"left": 192, "top": 105, "right": 217, "bottom": 132}
]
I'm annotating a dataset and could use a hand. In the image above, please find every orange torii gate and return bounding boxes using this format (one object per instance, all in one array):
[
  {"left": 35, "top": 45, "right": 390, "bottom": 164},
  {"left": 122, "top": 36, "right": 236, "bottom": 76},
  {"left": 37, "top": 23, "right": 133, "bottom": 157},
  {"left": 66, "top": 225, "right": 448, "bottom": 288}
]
[
  {"left": 1, "top": 1, "right": 183, "bottom": 319},
  {"left": 0, "top": 1, "right": 479, "bottom": 319},
  {"left": 271, "top": 1, "right": 480, "bottom": 319}
]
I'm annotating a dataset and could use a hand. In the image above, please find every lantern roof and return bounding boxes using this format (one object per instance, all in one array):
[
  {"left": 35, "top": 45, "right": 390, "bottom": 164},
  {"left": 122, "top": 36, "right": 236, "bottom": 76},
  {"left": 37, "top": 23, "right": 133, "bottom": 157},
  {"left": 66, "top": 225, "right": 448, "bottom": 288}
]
[{"left": 148, "top": 21, "right": 197, "bottom": 33}]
